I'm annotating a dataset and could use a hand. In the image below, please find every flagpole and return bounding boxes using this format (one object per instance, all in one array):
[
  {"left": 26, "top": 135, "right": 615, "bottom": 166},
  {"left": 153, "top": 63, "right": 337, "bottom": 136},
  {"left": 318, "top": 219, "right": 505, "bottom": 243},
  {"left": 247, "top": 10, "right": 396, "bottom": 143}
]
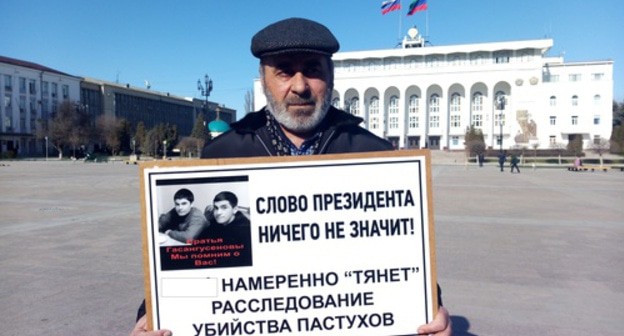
[
  {"left": 425, "top": 3, "right": 429, "bottom": 44},
  {"left": 398, "top": 3, "right": 403, "bottom": 44}
]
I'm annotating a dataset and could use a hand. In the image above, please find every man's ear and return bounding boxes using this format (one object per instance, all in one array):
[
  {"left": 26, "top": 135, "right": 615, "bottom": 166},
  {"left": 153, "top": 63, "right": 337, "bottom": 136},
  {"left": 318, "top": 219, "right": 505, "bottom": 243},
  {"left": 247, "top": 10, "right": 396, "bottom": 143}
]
[{"left": 232, "top": 206, "right": 239, "bottom": 214}]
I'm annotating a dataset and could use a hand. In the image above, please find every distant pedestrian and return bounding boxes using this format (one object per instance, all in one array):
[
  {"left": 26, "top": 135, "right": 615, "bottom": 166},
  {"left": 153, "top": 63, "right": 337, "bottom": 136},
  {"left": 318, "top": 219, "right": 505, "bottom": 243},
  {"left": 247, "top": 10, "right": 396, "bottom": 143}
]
[
  {"left": 498, "top": 152, "right": 506, "bottom": 172},
  {"left": 574, "top": 156, "right": 583, "bottom": 168},
  {"left": 510, "top": 154, "right": 520, "bottom": 173},
  {"left": 478, "top": 153, "right": 485, "bottom": 167}
]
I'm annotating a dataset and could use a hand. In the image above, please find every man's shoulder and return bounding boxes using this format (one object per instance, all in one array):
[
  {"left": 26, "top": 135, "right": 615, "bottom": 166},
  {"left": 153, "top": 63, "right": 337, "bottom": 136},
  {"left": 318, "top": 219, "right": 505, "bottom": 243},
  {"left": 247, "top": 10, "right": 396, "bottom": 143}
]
[
  {"left": 323, "top": 108, "right": 394, "bottom": 152},
  {"left": 190, "top": 207, "right": 208, "bottom": 221}
]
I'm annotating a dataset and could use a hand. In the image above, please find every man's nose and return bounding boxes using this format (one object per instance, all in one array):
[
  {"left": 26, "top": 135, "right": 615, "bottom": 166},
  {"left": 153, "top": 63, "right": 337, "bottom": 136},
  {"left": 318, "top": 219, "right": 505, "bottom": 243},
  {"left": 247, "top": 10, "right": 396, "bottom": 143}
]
[{"left": 290, "top": 72, "right": 309, "bottom": 94}]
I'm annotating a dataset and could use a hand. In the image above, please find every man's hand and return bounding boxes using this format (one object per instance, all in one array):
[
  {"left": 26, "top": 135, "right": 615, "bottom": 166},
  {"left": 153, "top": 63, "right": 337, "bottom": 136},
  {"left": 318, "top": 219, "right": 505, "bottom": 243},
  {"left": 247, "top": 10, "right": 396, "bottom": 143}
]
[
  {"left": 130, "top": 315, "right": 172, "bottom": 336},
  {"left": 417, "top": 306, "right": 452, "bottom": 335}
]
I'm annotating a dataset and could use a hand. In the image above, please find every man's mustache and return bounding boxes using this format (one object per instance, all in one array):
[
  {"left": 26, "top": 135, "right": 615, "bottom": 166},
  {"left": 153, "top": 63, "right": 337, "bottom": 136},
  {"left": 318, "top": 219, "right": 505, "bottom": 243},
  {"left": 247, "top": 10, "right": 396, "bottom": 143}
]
[{"left": 285, "top": 98, "right": 315, "bottom": 105}]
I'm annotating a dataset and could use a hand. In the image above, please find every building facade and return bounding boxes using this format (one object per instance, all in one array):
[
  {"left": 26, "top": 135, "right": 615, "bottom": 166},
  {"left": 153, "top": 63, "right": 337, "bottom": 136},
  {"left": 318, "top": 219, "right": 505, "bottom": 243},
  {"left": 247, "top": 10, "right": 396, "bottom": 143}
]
[
  {"left": 0, "top": 56, "right": 81, "bottom": 157},
  {"left": 0, "top": 55, "right": 236, "bottom": 157},
  {"left": 253, "top": 30, "right": 614, "bottom": 151},
  {"left": 81, "top": 78, "right": 235, "bottom": 137}
]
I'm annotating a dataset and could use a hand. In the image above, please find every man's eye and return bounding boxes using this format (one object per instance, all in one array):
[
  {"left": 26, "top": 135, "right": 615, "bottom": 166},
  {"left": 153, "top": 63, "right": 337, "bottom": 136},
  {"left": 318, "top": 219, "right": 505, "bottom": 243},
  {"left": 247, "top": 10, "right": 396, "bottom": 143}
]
[
  {"left": 275, "top": 70, "right": 293, "bottom": 78},
  {"left": 304, "top": 67, "right": 323, "bottom": 77}
]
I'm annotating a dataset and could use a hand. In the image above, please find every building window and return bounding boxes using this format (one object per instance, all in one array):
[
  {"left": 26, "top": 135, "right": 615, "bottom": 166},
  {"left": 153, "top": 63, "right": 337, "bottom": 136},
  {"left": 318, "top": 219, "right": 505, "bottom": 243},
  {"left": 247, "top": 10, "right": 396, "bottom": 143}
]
[
  {"left": 3, "top": 75, "right": 12, "bottom": 91},
  {"left": 549, "top": 96, "right": 557, "bottom": 106},
  {"left": 571, "top": 95, "right": 578, "bottom": 106},
  {"left": 451, "top": 136, "right": 459, "bottom": 146},
  {"left": 594, "top": 135, "right": 601, "bottom": 144},
  {"left": 550, "top": 116, "right": 556, "bottom": 125},
  {"left": 549, "top": 136, "right": 556, "bottom": 145},
  {"left": 471, "top": 114, "right": 482, "bottom": 127},
  {"left": 591, "top": 73, "right": 604, "bottom": 81},
  {"left": 450, "top": 115, "right": 461, "bottom": 128},
  {"left": 549, "top": 74, "right": 559, "bottom": 82},
  {"left": 449, "top": 93, "right": 461, "bottom": 128},
  {"left": 572, "top": 116, "right": 578, "bottom": 125},
  {"left": 409, "top": 95, "right": 419, "bottom": 113},
  {"left": 472, "top": 92, "right": 483, "bottom": 112},
  {"left": 496, "top": 135, "right": 502, "bottom": 146},
  {"left": 19, "top": 96, "right": 26, "bottom": 114},
  {"left": 569, "top": 74, "right": 582, "bottom": 82},
  {"left": 594, "top": 94, "right": 601, "bottom": 105},
  {"left": 388, "top": 96, "right": 399, "bottom": 129},
  {"left": 450, "top": 93, "right": 461, "bottom": 112},
  {"left": 369, "top": 96, "right": 379, "bottom": 129},
  {"left": 409, "top": 115, "right": 419, "bottom": 128},
  {"left": 332, "top": 98, "right": 340, "bottom": 109},
  {"left": 42, "top": 81, "right": 49, "bottom": 96},
  {"left": 429, "top": 94, "right": 440, "bottom": 128},
  {"left": 349, "top": 97, "right": 359, "bottom": 116},
  {"left": 429, "top": 115, "right": 440, "bottom": 128},
  {"left": 494, "top": 113, "right": 506, "bottom": 127},
  {"left": 19, "top": 77, "right": 27, "bottom": 94},
  {"left": 28, "top": 79, "right": 37, "bottom": 95},
  {"left": 408, "top": 95, "right": 420, "bottom": 129},
  {"left": 4, "top": 94, "right": 12, "bottom": 109},
  {"left": 494, "top": 51, "right": 510, "bottom": 64},
  {"left": 494, "top": 91, "right": 506, "bottom": 127},
  {"left": 471, "top": 92, "right": 483, "bottom": 127},
  {"left": 519, "top": 50, "right": 533, "bottom": 62},
  {"left": 429, "top": 94, "right": 440, "bottom": 113},
  {"left": 469, "top": 52, "right": 487, "bottom": 65},
  {"left": 425, "top": 55, "right": 442, "bottom": 67},
  {"left": 51, "top": 83, "right": 58, "bottom": 98},
  {"left": 62, "top": 85, "right": 69, "bottom": 99},
  {"left": 594, "top": 116, "right": 600, "bottom": 125}
]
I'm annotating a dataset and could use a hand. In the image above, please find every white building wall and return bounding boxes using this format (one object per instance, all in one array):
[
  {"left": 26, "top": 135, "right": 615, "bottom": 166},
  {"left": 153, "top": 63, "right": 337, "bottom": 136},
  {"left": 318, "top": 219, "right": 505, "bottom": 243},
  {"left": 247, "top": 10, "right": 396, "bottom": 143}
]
[
  {"left": 254, "top": 37, "right": 613, "bottom": 151},
  {"left": 0, "top": 59, "right": 81, "bottom": 156}
]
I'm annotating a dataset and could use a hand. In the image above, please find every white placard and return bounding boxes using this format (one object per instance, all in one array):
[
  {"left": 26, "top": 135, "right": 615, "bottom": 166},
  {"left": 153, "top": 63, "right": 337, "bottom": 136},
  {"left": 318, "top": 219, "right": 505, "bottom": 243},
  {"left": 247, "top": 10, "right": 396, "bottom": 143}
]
[{"left": 141, "top": 150, "right": 437, "bottom": 336}]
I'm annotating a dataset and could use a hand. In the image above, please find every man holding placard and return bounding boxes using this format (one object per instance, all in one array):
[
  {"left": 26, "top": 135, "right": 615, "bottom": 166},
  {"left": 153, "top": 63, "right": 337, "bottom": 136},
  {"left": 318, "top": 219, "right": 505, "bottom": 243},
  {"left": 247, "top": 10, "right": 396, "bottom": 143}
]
[{"left": 131, "top": 17, "right": 450, "bottom": 336}]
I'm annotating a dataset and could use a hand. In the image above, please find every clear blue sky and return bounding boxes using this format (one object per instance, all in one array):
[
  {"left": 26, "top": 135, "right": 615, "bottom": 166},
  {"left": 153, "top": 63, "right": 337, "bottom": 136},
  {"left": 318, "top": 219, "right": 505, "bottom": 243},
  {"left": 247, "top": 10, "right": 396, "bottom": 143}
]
[{"left": 3, "top": 0, "right": 623, "bottom": 119}]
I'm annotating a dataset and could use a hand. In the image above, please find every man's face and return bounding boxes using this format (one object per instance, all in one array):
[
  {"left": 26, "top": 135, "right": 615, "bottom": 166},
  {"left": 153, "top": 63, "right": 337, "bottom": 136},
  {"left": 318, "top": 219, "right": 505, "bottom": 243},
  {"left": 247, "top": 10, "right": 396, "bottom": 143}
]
[
  {"left": 213, "top": 200, "right": 237, "bottom": 225},
  {"left": 261, "top": 52, "right": 333, "bottom": 134},
  {"left": 174, "top": 198, "right": 192, "bottom": 216}
]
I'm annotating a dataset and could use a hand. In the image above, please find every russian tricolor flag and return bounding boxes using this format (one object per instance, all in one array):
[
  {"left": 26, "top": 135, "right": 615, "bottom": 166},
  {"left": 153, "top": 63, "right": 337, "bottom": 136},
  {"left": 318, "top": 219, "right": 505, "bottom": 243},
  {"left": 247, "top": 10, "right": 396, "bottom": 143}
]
[{"left": 381, "top": 0, "right": 401, "bottom": 15}]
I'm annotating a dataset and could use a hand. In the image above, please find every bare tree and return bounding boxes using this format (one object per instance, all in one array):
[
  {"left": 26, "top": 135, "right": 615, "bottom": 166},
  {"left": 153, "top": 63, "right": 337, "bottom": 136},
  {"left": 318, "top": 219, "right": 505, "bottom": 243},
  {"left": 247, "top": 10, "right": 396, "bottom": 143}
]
[
  {"left": 244, "top": 90, "right": 254, "bottom": 114},
  {"left": 96, "top": 115, "right": 125, "bottom": 156},
  {"left": 36, "top": 101, "right": 91, "bottom": 159},
  {"left": 589, "top": 137, "right": 610, "bottom": 166},
  {"left": 176, "top": 137, "right": 200, "bottom": 158},
  {"left": 464, "top": 126, "right": 486, "bottom": 164},
  {"left": 530, "top": 142, "right": 539, "bottom": 163},
  {"left": 134, "top": 121, "right": 146, "bottom": 154},
  {"left": 550, "top": 142, "right": 566, "bottom": 165},
  {"left": 190, "top": 114, "right": 209, "bottom": 157}
]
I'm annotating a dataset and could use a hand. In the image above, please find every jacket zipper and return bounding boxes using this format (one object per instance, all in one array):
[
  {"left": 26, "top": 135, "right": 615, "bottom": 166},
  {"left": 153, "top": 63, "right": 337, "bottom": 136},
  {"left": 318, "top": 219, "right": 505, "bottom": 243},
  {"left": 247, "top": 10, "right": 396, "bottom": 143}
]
[
  {"left": 255, "top": 134, "right": 274, "bottom": 156},
  {"left": 317, "top": 129, "right": 336, "bottom": 154}
]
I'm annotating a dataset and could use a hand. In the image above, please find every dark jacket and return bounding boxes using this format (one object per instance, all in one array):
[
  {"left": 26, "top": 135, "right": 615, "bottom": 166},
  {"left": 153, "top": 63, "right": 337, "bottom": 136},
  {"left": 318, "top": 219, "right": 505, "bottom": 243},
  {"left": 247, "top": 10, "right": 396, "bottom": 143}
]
[{"left": 201, "top": 106, "right": 393, "bottom": 158}]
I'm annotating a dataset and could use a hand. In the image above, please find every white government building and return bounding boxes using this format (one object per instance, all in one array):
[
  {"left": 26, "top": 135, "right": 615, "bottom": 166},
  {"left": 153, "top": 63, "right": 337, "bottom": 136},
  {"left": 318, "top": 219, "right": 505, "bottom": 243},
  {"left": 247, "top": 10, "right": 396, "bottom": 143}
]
[{"left": 254, "top": 28, "right": 614, "bottom": 151}]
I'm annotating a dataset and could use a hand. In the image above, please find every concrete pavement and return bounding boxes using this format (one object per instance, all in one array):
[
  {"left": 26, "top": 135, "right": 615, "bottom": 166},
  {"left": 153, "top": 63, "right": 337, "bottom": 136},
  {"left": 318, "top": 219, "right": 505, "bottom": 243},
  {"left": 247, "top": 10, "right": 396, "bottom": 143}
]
[{"left": 0, "top": 158, "right": 622, "bottom": 335}]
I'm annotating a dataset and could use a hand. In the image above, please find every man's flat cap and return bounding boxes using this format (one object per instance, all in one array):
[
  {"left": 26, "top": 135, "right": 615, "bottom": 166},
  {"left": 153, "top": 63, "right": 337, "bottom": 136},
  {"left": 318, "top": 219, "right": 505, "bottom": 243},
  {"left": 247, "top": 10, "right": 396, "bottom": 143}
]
[{"left": 251, "top": 18, "right": 340, "bottom": 58}]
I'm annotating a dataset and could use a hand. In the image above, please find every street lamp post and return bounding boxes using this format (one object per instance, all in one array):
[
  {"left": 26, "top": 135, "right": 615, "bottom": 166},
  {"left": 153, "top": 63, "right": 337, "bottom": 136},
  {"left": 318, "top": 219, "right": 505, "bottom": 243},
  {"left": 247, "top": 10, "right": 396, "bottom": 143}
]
[
  {"left": 197, "top": 74, "right": 213, "bottom": 119},
  {"left": 45, "top": 136, "right": 48, "bottom": 161},
  {"left": 163, "top": 140, "right": 167, "bottom": 160},
  {"left": 497, "top": 96, "right": 506, "bottom": 154}
]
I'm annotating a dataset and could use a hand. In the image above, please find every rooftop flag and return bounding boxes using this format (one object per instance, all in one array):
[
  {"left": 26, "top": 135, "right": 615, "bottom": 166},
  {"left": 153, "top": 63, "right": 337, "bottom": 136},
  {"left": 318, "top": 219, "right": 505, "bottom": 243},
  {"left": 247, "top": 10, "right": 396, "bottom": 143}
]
[
  {"left": 407, "top": 0, "right": 428, "bottom": 15},
  {"left": 381, "top": 0, "right": 401, "bottom": 15}
]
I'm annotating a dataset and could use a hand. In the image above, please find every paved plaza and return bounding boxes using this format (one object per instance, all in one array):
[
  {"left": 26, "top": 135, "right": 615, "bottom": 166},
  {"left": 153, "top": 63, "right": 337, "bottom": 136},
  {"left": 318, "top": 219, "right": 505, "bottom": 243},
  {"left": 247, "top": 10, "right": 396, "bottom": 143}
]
[{"left": 0, "top": 156, "right": 623, "bottom": 336}]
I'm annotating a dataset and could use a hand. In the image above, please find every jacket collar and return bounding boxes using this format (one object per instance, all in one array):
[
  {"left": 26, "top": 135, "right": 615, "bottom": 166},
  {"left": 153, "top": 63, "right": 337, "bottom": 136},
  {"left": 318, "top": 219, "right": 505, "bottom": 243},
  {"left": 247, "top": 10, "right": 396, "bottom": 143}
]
[{"left": 230, "top": 106, "right": 364, "bottom": 134}]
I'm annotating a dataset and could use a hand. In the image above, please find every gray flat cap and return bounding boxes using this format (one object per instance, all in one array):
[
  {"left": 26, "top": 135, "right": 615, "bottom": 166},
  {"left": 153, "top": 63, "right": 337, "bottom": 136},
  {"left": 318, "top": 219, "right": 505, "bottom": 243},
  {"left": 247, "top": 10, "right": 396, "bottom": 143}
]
[{"left": 251, "top": 18, "right": 340, "bottom": 58}]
